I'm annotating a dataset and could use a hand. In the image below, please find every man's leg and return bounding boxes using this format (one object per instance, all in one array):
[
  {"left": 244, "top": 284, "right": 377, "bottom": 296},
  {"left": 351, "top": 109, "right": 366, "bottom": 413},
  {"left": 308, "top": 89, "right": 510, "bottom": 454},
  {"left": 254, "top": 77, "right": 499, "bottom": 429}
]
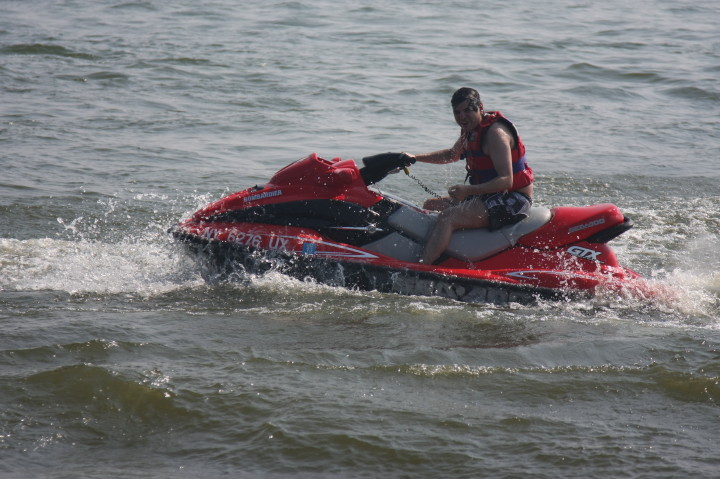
[
  {"left": 422, "top": 196, "right": 454, "bottom": 211},
  {"left": 421, "top": 198, "right": 489, "bottom": 264}
]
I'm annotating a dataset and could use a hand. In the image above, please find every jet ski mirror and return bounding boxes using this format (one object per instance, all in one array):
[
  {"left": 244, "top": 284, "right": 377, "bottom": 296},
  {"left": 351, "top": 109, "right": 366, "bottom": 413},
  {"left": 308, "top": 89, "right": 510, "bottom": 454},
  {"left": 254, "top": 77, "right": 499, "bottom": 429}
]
[{"left": 360, "top": 152, "right": 416, "bottom": 185}]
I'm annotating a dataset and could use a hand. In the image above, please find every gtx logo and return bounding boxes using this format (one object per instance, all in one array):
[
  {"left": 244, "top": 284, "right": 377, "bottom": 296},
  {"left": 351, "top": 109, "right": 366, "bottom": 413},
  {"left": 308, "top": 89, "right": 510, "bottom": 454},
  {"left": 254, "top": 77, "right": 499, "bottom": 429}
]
[{"left": 567, "top": 245, "right": 603, "bottom": 263}]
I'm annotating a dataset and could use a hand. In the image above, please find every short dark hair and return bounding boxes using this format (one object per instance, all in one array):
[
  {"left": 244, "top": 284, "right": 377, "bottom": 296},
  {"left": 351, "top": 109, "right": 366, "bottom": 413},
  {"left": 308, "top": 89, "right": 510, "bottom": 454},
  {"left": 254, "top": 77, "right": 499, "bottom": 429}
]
[{"left": 451, "top": 87, "right": 482, "bottom": 111}]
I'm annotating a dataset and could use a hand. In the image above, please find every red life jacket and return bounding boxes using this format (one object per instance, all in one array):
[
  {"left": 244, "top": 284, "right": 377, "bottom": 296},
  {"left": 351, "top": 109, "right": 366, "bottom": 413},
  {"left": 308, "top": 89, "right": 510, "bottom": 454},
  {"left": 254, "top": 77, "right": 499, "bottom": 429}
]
[{"left": 463, "top": 111, "right": 533, "bottom": 191}]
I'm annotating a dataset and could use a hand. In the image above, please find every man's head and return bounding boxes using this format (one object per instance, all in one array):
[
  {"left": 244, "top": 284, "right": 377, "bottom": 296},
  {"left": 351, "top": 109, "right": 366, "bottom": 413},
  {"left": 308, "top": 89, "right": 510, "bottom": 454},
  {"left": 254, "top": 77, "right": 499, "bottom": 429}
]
[
  {"left": 451, "top": 87, "right": 482, "bottom": 112},
  {"left": 451, "top": 87, "right": 484, "bottom": 131}
]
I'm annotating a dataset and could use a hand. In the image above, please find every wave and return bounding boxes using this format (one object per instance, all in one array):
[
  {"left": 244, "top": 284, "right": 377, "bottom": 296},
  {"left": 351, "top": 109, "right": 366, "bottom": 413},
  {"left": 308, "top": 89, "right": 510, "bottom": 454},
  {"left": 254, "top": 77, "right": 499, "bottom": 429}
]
[
  {"left": 0, "top": 43, "right": 98, "bottom": 60},
  {"left": 662, "top": 85, "right": 720, "bottom": 102},
  {"left": 5, "top": 364, "right": 198, "bottom": 450}
]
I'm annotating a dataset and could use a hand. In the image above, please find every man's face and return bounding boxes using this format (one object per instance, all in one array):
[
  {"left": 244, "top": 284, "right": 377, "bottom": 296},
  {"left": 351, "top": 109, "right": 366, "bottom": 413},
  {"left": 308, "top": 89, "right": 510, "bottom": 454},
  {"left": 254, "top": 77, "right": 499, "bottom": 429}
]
[{"left": 452, "top": 99, "right": 483, "bottom": 131}]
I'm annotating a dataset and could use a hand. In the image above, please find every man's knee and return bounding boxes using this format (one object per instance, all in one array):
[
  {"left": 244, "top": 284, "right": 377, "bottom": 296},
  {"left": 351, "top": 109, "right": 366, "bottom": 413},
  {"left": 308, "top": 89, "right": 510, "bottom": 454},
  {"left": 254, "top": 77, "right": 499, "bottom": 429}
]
[
  {"left": 422, "top": 198, "right": 436, "bottom": 210},
  {"left": 444, "top": 204, "right": 488, "bottom": 229},
  {"left": 423, "top": 197, "right": 452, "bottom": 211},
  {"left": 436, "top": 208, "right": 465, "bottom": 229}
]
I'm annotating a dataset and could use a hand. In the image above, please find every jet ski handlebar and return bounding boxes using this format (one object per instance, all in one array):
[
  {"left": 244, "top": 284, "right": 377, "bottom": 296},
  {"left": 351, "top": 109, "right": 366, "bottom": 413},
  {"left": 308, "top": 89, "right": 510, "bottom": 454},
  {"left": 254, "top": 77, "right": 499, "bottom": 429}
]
[{"left": 359, "top": 152, "right": 416, "bottom": 186}]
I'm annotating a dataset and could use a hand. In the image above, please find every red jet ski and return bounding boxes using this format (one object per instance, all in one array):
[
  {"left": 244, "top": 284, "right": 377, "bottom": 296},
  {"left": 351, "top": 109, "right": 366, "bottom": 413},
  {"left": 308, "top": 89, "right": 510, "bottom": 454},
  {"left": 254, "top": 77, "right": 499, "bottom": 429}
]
[{"left": 171, "top": 152, "right": 650, "bottom": 304}]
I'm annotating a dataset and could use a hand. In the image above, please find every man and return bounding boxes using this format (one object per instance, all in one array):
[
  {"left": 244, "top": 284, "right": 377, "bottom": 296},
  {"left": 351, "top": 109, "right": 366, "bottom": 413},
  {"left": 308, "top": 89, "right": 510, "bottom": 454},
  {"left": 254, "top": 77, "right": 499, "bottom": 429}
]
[{"left": 406, "top": 87, "right": 534, "bottom": 264}]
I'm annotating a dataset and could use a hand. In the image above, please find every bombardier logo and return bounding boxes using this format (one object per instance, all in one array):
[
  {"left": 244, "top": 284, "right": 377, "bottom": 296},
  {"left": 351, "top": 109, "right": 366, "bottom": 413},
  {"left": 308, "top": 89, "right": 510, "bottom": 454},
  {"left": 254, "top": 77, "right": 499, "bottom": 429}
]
[
  {"left": 244, "top": 189, "right": 283, "bottom": 203},
  {"left": 567, "top": 246, "right": 603, "bottom": 263}
]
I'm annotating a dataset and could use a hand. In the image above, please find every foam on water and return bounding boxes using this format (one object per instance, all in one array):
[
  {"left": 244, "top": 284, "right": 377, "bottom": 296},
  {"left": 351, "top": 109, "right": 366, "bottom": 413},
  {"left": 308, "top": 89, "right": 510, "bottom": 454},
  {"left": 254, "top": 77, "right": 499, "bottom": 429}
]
[
  {"left": 0, "top": 236, "right": 202, "bottom": 296},
  {"left": 2, "top": 176, "right": 718, "bottom": 326},
  {"left": 3, "top": 232, "right": 717, "bottom": 331}
]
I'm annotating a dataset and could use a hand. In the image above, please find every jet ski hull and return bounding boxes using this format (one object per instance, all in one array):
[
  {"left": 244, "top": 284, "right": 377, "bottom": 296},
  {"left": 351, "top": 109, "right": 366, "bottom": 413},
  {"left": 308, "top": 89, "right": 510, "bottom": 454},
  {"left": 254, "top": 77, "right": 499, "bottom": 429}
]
[
  {"left": 171, "top": 153, "right": 649, "bottom": 304},
  {"left": 173, "top": 230, "right": 574, "bottom": 304}
]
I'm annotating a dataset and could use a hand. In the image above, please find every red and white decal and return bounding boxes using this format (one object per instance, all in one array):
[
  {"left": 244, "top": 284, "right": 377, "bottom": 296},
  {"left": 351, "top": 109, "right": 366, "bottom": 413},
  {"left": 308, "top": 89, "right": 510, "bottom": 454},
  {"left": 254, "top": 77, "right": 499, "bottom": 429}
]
[
  {"left": 286, "top": 236, "right": 378, "bottom": 259},
  {"left": 197, "top": 227, "right": 377, "bottom": 260}
]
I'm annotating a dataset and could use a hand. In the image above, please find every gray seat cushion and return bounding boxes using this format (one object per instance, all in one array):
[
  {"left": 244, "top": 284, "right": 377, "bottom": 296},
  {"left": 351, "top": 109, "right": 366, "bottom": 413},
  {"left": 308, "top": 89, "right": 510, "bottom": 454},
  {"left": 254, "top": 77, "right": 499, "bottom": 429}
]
[{"left": 386, "top": 205, "right": 551, "bottom": 262}]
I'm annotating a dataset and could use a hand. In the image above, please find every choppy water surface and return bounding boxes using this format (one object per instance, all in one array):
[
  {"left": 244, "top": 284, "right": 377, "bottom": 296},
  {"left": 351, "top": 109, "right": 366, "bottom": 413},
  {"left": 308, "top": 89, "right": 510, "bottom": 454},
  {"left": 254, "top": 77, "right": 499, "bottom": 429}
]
[{"left": 1, "top": 0, "right": 719, "bottom": 477}]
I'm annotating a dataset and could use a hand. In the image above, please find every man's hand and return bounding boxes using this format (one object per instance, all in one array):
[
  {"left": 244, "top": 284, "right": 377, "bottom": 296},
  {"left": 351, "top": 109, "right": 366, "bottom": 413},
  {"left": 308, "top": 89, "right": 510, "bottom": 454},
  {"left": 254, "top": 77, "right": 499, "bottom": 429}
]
[
  {"left": 398, "top": 152, "right": 416, "bottom": 166},
  {"left": 448, "top": 184, "right": 471, "bottom": 202}
]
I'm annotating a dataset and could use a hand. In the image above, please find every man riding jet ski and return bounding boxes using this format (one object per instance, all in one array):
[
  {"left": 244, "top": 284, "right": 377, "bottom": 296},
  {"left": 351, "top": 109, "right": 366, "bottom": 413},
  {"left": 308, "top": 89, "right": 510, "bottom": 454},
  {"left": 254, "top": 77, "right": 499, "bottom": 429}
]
[
  {"left": 170, "top": 150, "right": 650, "bottom": 304},
  {"left": 404, "top": 87, "right": 534, "bottom": 266}
]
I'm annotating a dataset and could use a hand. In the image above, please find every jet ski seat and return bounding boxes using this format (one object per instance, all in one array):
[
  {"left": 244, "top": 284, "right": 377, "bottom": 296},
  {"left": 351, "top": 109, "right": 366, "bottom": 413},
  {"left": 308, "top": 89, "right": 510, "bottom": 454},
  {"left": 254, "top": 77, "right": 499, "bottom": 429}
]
[{"left": 374, "top": 205, "right": 552, "bottom": 263}]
